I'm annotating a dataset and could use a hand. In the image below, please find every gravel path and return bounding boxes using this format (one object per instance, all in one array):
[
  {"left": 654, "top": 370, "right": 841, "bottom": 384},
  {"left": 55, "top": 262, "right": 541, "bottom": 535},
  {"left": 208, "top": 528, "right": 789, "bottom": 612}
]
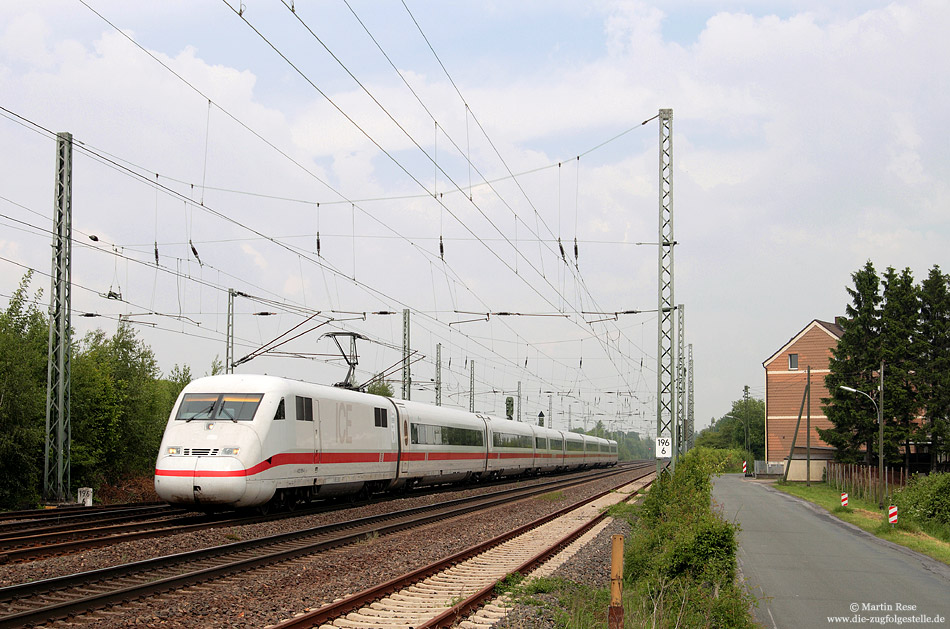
[{"left": 2, "top": 469, "right": 642, "bottom": 627}]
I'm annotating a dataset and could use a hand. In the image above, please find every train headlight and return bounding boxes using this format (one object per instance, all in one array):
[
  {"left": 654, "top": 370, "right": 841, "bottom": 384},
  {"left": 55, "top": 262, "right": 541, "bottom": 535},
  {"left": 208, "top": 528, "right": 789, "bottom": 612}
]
[
  {"left": 167, "top": 446, "right": 182, "bottom": 455},
  {"left": 222, "top": 447, "right": 240, "bottom": 456}
]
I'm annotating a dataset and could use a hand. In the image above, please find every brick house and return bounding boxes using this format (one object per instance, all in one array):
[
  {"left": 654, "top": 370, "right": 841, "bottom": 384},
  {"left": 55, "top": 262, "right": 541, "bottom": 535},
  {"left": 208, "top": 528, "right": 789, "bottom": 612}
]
[{"left": 762, "top": 319, "right": 843, "bottom": 480}]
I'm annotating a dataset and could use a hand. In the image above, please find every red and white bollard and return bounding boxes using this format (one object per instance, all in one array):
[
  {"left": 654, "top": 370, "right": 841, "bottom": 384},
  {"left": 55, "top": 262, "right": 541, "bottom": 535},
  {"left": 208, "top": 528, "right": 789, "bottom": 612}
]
[
  {"left": 742, "top": 460, "right": 747, "bottom": 474},
  {"left": 841, "top": 493, "right": 848, "bottom": 507},
  {"left": 888, "top": 505, "right": 898, "bottom": 525}
]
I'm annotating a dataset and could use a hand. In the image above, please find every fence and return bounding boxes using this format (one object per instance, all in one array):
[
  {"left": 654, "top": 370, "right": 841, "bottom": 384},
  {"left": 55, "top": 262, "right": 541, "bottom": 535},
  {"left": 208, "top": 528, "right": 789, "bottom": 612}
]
[{"left": 825, "top": 461, "right": 908, "bottom": 506}]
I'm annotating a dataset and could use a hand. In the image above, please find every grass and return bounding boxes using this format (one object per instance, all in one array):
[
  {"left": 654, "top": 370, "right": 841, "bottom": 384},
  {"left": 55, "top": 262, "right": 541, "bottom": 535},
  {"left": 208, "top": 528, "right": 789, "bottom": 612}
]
[
  {"left": 536, "top": 490, "right": 566, "bottom": 502},
  {"left": 773, "top": 481, "right": 950, "bottom": 565}
]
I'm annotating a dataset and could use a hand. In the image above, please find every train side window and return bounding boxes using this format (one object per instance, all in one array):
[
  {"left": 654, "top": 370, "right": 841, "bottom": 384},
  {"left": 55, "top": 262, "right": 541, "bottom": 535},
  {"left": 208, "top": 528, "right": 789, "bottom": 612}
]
[
  {"left": 295, "top": 396, "right": 313, "bottom": 421},
  {"left": 374, "top": 408, "right": 388, "bottom": 427},
  {"left": 274, "top": 398, "right": 285, "bottom": 420}
]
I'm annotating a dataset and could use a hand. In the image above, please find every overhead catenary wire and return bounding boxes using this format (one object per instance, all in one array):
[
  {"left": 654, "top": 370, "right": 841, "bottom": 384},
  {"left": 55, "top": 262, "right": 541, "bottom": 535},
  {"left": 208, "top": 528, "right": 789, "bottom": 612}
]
[
  {"left": 7, "top": 9, "right": 660, "bottom": 422},
  {"left": 227, "top": 2, "right": 641, "bottom": 401},
  {"left": 285, "top": 2, "right": 649, "bottom": 399}
]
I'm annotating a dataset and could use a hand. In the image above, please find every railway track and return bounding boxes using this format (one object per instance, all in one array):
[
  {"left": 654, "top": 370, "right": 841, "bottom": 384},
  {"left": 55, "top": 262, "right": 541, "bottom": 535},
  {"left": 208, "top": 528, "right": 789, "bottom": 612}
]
[
  {"left": 0, "top": 466, "right": 635, "bottom": 564},
  {"left": 0, "top": 465, "right": 647, "bottom": 627},
  {"left": 0, "top": 502, "right": 167, "bottom": 523},
  {"left": 271, "top": 467, "right": 654, "bottom": 628}
]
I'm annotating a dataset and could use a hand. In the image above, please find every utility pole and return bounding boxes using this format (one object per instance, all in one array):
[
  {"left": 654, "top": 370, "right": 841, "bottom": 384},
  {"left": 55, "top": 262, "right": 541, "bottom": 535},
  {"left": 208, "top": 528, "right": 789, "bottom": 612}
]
[
  {"left": 676, "top": 303, "right": 686, "bottom": 461},
  {"left": 806, "top": 367, "right": 811, "bottom": 486},
  {"left": 435, "top": 343, "right": 442, "bottom": 406},
  {"left": 686, "top": 343, "right": 694, "bottom": 450},
  {"left": 469, "top": 360, "right": 475, "bottom": 412},
  {"left": 878, "top": 361, "right": 884, "bottom": 508},
  {"left": 402, "top": 309, "right": 410, "bottom": 400},
  {"left": 743, "top": 385, "right": 750, "bottom": 453},
  {"left": 548, "top": 395, "right": 553, "bottom": 429},
  {"left": 656, "top": 108, "right": 675, "bottom": 474},
  {"left": 517, "top": 381, "right": 522, "bottom": 422},
  {"left": 226, "top": 289, "right": 235, "bottom": 374},
  {"left": 44, "top": 132, "right": 73, "bottom": 503}
]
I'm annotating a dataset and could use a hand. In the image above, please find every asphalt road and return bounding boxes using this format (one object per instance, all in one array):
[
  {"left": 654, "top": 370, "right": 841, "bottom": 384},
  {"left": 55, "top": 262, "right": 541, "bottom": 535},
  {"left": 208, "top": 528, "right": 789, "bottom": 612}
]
[{"left": 712, "top": 474, "right": 950, "bottom": 629}]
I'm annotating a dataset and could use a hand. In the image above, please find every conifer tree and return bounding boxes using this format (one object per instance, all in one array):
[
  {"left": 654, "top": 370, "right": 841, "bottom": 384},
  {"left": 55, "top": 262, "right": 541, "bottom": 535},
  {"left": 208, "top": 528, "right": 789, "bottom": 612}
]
[
  {"left": 820, "top": 261, "right": 882, "bottom": 463},
  {"left": 880, "top": 266, "right": 920, "bottom": 468},
  {"left": 917, "top": 265, "right": 950, "bottom": 467}
]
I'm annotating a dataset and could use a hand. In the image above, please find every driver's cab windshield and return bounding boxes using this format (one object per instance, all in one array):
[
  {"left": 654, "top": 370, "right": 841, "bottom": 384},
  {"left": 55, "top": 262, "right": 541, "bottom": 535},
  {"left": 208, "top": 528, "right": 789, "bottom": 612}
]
[{"left": 175, "top": 393, "right": 264, "bottom": 421}]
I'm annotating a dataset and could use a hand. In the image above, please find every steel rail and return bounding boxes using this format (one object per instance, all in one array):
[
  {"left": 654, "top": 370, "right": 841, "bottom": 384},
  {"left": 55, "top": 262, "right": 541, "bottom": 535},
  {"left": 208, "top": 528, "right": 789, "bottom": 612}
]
[
  {"left": 269, "top": 465, "right": 654, "bottom": 628},
  {"left": 0, "top": 466, "right": 633, "bottom": 564},
  {"left": 0, "top": 465, "right": 646, "bottom": 627}
]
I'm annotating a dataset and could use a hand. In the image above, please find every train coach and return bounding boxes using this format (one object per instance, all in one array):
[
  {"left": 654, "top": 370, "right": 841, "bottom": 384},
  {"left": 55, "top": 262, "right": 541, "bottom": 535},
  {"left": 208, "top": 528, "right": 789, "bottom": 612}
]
[{"left": 154, "top": 374, "right": 617, "bottom": 510}]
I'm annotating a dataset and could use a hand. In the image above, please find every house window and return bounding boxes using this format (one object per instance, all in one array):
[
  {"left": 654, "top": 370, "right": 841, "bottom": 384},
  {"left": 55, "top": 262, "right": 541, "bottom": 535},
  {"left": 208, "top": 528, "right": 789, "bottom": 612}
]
[{"left": 788, "top": 354, "right": 799, "bottom": 370}]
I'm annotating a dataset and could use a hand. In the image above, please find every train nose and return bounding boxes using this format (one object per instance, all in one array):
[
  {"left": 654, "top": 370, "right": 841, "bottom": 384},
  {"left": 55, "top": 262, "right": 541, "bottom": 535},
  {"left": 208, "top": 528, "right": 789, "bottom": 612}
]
[{"left": 155, "top": 455, "right": 247, "bottom": 506}]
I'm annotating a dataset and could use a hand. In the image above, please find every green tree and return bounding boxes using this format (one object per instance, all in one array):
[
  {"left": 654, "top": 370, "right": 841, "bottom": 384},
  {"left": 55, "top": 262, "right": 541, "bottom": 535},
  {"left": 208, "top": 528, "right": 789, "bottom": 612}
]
[
  {"left": 366, "top": 379, "right": 394, "bottom": 397},
  {"left": 71, "top": 322, "right": 164, "bottom": 487},
  {"left": 695, "top": 388, "right": 764, "bottom": 459},
  {"left": 820, "top": 261, "right": 883, "bottom": 464},
  {"left": 0, "top": 273, "right": 48, "bottom": 509},
  {"left": 917, "top": 265, "right": 950, "bottom": 467},
  {"left": 880, "top": 266, "right": 920, "bottom": 468}
]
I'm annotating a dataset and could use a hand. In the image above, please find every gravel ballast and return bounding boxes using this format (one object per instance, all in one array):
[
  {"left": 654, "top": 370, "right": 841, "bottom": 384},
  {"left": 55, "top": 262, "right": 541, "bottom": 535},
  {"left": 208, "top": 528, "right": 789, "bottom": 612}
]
[{"left": 3, "top": 470, "right": 644, "bottom": 627}]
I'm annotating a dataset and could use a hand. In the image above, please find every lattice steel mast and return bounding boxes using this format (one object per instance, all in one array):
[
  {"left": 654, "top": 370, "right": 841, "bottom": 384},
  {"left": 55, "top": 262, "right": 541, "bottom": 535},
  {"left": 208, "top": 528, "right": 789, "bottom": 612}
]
[
  {"left": 402, "top": 309, "right": 410, "bottom": 400},
  {"left": 676, "top": 303, "right": 686, "bottom": 460},
  {"left": 656, "top": 109, "right": 675, "bottom": 474},
  {"left": 687, "top": 344, "right": 695, "bottom": 450},
  {"left": 226, "top": 289, "right": 235, "bottom": 373},
  {"left": 44, "top": 132, "right": 73, "bottom": 503}
]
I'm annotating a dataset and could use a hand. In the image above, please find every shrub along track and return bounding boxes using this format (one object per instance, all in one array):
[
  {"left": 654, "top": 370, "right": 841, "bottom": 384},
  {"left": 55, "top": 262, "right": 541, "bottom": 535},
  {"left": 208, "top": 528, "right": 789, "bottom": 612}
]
[{"left": 0, "top": 465, "right": 647, "bottom": 627}]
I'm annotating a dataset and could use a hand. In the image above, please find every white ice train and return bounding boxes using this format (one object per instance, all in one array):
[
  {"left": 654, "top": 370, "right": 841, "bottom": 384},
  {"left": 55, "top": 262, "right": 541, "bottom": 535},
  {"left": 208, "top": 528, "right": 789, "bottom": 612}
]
[{"left": 154, "top": 374, "right": 618, "bottom": 510}]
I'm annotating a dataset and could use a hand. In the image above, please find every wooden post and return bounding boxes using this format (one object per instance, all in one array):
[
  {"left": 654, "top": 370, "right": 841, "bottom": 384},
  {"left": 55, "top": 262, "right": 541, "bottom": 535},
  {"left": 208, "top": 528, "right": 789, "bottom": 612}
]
[{"left": 608, "top": 534, "right": 624, "bottom": 628}]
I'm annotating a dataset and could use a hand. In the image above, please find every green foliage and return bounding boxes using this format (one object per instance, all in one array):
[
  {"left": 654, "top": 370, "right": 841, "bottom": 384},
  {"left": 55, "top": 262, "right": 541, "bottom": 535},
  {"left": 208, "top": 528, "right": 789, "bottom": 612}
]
[
  {"left": 620, "top": 448, "right": 756, "bottom": 628},
  {"left": 207, "top": 355, "right": 224, "bottom": 376},
  {"left": 821, "top": 260, "right": 883, "bottom": 463},
  {"left": 917, "top": 266, "right": 950, "bottom": 467},
  {"left": 366, "top": 379, "right": 394, "bottom": 397},
  {"left": 71, "top": 322, "right": 166, "bottom": 487},
  {"left": 695, "top": 387, "right": 764, "bottom": 460},
  {"left": 495, "top": 572, "right": 525, "bottom": 593},
  {"left": 894, "top": 472, "right": 950, "bottom": 526},
  {"left": 822, "top": 262, "right": 950, "bottom": 467},
  {"left": 0, "top": 274, "right": 193, "bottom": 508},
  {"left": 0, "top": 272, "right": 47, "bottom": 509}
]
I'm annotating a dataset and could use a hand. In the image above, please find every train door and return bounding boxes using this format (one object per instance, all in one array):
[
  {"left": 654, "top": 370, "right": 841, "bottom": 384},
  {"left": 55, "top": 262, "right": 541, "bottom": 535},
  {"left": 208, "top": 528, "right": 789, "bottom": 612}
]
[
  {"left": 294, "top": 395, "right": 316, "bottom": 472},
  {"left": 313, "top": 400, "right": 321, "bottom": 466},
  {"left": 394, "top": 402, "right": 411, "bottom": 476}
]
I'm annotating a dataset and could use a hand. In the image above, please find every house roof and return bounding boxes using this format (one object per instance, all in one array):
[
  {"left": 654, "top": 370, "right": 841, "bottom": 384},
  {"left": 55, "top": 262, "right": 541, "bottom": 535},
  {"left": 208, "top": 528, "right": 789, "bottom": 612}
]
[{"left": 762, "top": 318, "right": 844, "bottom": 368}]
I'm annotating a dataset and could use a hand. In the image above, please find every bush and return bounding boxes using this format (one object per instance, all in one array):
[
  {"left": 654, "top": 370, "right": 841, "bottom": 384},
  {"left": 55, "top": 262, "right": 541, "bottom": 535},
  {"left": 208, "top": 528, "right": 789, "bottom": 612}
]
[
  {"left": 621, "top": 449, "right": 756, "bottom": 628},
  {"left": 894, "top": 472, "right": 950, "bottom": 526}
]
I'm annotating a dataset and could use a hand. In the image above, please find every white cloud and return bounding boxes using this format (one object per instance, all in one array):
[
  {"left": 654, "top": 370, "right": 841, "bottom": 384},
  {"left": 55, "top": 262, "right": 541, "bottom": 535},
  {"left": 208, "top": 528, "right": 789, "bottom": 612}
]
[{"left": 1, "top": 1, "right": 948, "bottom": 430}]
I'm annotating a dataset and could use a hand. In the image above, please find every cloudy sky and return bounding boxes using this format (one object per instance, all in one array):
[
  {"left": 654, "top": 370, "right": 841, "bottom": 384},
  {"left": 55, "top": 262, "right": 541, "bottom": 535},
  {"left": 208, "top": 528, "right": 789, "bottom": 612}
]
[{"left": 1, "top": 0, "right": 947, "bottom": 441}]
